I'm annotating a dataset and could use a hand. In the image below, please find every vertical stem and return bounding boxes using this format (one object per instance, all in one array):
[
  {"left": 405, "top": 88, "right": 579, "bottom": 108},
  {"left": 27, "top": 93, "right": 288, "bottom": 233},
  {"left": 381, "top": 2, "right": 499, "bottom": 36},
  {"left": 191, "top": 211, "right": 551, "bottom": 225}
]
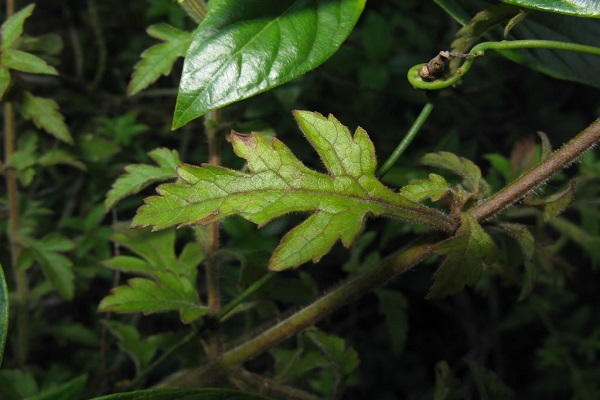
[
  {"left": 4, "top": 99, "right": 29, "bottom": 365},
  {"left": 204, "top": 109, "right": 223, "bottom": 356}
]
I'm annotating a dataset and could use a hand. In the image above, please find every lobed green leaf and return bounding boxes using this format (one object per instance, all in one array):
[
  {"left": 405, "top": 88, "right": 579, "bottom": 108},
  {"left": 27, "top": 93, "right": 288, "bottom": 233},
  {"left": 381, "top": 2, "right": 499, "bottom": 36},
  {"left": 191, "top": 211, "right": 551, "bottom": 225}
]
[
  {"left": 98, "top": 272, "right": 207, "bottom": 323},
  {"left": 173, "top": 0, "right": 366, "bottom": 128},
  {"left": 20, "top": 92, "right": 73, "bottom": 144},
  {"left": 421, "top": 151, "right": 487, "bottom": 195},
  {"left": 2, "top": 49, "right": 58, "bottom": 75},
  {"left": 1, "top": 4, "right": 35, "bottom": 49},
  {"left": 134, "top": 111, "right": 451, "bottom": 271},
  {"left": 427, "top": 213, "right": 497, "bottom": 299},
  {"left": 400, "top": 173, "right": 450, "bottom": 202},
  {"left": 128, "top": 24, "right": 192, "bottom": 96},
  {"left": 21, "top": 234, "right": 75, "bottom": 300},
  {"left": 105, "top": 148, "right": 181, "bottom": 211}
]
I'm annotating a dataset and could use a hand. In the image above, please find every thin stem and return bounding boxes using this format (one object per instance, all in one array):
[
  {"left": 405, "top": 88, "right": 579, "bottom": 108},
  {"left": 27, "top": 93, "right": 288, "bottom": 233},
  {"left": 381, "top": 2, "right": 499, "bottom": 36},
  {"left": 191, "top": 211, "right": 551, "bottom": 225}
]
[
  {"left": 216, "top": 272, "right": 276, "bottom": 321},
  {"left": 408, "top": 40, "right": 600, "bottom": 90},
  {"left": 204, "top": 109, "right": 223, "bottom": 357},
  {"left": 4, "top": 82, "right": 29, "bottom": 367},
  {"left": 377, "top": 100, "right": 435, "bottom": 178},
  {"left": 178, "top": 0, "right": 208, "bottom": 24},
  {"left": 470, "top": 118, "right": 600, "bottom": 222},
  {"left": 88, "top": 0, "right": 107, "bottom": 89},
  {"left": 155, "top": 240, "right": 435, "bottom": 387}
]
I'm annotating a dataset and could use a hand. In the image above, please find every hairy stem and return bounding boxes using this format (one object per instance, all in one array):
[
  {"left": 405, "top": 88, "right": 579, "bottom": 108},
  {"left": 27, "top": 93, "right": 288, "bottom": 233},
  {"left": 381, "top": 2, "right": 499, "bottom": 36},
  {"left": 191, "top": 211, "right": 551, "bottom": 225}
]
[
  {"left": 378, "top": 99, "right": 435, "bottom": 178},
  {"left": 204, "top": 109, "right": 223, "bottom": 357},
  {"left": 470, "top": 118, "right": 600, "bottom": 222},
  {"left": 156, "top": 240, "right": 434, "bottom": 387}
]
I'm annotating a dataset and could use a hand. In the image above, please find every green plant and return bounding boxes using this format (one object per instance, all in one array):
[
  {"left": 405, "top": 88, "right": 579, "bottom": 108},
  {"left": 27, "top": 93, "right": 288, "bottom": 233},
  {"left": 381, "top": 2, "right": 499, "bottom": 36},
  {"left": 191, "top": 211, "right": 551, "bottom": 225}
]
[{"left": 2, "top": 0, "right": 600, "bottom": 399}]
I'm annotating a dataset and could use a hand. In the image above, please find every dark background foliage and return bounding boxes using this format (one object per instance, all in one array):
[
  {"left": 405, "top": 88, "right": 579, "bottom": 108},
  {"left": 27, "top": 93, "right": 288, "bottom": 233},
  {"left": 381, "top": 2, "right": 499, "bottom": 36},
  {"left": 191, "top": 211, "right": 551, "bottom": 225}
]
[{"left": 1, "top": 0, "right": 599, "bottom": 399}]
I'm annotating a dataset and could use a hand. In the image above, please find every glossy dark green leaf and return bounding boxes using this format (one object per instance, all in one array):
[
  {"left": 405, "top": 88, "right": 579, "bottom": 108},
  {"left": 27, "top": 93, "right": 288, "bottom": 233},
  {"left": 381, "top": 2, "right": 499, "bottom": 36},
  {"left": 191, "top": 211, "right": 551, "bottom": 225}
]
[
  {"left": 90, "top": 388, "right": 275, "bottom": 400},
  {"left": 0, "top": 264, "right": 7, "bottom": 367},
  {"left": 503, "top": 12, "right": 600, "bottom": 88},
  {"left": 499, "top": 0, "right": 600, "bottom": 18},
  {"left": 173, "top": 0, "right": 366, "bottom": 128}
]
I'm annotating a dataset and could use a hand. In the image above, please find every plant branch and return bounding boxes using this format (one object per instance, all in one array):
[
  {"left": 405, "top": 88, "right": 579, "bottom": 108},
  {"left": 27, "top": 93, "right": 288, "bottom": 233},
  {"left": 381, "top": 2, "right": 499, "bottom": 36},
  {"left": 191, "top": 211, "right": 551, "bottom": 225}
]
[
  {"left": 377, "top": 99, "right": 435, "bottom": 178},
  {"left": 470, "top": 118, "right": 600, "bottom": 222},
  {"left": 178, "top": 0, "right": 208, "bottom": 24},
  {"left": 204, "top": 109, "right": 224, "bottom": 357},
  {"left": 155, "top": 240, "right": 435, "bottom": 387}
]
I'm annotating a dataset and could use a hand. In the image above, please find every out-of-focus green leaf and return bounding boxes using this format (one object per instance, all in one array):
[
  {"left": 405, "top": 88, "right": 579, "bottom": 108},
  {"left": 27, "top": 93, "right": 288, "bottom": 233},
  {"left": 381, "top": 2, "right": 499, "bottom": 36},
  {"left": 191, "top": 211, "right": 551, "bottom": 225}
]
[
  {"left": 90, "top": 388, "right": 275, "bottom": 400},
  {"left": 105, "top": 321, "right": 157, "bottom": 372},
  {"left": 0, "top": 68, "right": 10, "bottom": 98},
  {"left": 0, "top": 264, "right": 7, "bottom": 367},
  {"left": 1, "top": 4, "right": 35, "bottom": 49},
  {"left": 25, "top": 376, "right": 86, "bottom": 400},
  {"left": 466, "top": 359, "right": 516, "bottom": 400},
  {"left": 427, "top": 213, "right": 497, "bottom": 299},
  {"left": 496, "top": 222, "right": 535, "bottom": 261},
  {"left": 173, "top": 0, "right": 366, "bottom": 128},
  {"left": 523, "top": 180, "right": 576, "bottom": 221},
  {"left": 133, "top": 111, "right": 449, "bottom": 271},
  {"left": 20, "top": 92, "right": 73, "bottom": 144},
  {"left": 549, "top": 217, "right": 600, "bottom": 263},
  {"left": 0, "top": 370, "right": 38, "bottom": 400},
  {"left": 305, "top": 327, "right": 360, "bottom": 375},
  {"left": 421, "top": 151, "right": 489, "bottom": 195},
  {"left": 105, "top": 148, "right": 180, "bottom": 211},
  {"left": 451, "top": 4, "right": 519, "bottom": 53},
  {"left": 2, "top": 49, "right": 58, "bottom": 75},
  {"left": 433, "top": 361, "right": 463, "bottom": 400},
  {"left": 128, "top": 24, "right": 192, "bottom": 95},
  {"left": 400, "top": 173, "right": 449, "bottom": 202},
  {"left": 38, "top": 148, "right": 86, "bottom": 170},
  {"left": 375, "top": 289, "right": 408, "bottom": 355},
  {"left": 499, "top": 0, "right": 600, "bottom": 18},
  {"left": 100, "top": 224, "right": 205, "bottom": 322},
  {"left": 20, "top": 234, "right": 75, "bottom": 300}
]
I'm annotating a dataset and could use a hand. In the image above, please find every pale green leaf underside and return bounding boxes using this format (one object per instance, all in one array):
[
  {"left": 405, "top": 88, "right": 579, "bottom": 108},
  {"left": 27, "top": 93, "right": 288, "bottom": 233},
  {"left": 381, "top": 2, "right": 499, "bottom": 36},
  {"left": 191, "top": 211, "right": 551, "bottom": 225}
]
[
  {"left": 427, "top": 213, "right": 497, "bottom": 299},
  {"left": 134, "top": 111, "right": 446, "bottom": 271},
  {"left": 499, "top": 0, "right": 600, "bottom": 18},
  {"left": 421, "top": 151, "right": 484, "bottom": 194},
  {"left": 128, "top": 24, "right": 192, "bottom": 96},
  {"left": 20, "top": 92, "right": 73, "bottom": 144},
  {"left": 173, "top": 0, "right": 366, "bottom": 128},
  {"left": 105, "top": 148, "right": 181, "bottom": 210},
  {"left": 98, "top": 273, "right": 207, "bottom": 323}
]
